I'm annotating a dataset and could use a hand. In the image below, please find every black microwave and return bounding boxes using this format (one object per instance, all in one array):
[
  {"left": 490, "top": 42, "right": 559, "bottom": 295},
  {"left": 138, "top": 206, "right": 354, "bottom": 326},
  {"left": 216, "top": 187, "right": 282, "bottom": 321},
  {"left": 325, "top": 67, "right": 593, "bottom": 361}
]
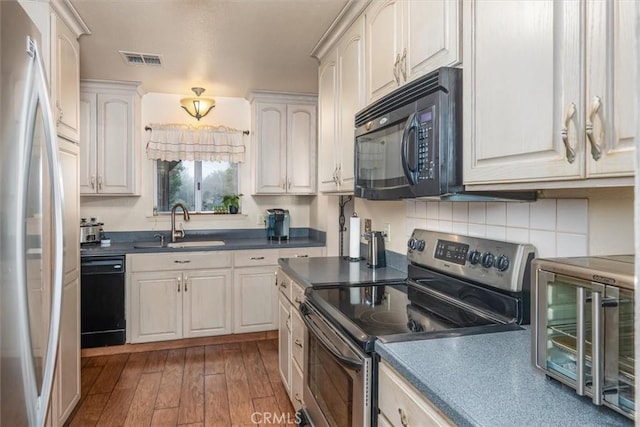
[{"left": 354, "top": 67, "right": 462, "bottom": 200}]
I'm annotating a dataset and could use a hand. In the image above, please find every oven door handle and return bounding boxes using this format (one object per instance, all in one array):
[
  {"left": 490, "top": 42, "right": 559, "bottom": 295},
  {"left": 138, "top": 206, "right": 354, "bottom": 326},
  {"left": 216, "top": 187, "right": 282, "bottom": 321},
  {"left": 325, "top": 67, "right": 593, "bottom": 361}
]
[{"left": 300, "top": 308, "right": 363, "bottom": 371}]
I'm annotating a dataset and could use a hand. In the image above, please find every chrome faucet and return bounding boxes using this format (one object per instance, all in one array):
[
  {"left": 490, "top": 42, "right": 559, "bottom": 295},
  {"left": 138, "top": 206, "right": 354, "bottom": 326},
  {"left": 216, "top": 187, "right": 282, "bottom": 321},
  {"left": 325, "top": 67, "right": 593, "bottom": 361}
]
[{"left": 170, "top": 203, "right": 190, "bottom": 242}]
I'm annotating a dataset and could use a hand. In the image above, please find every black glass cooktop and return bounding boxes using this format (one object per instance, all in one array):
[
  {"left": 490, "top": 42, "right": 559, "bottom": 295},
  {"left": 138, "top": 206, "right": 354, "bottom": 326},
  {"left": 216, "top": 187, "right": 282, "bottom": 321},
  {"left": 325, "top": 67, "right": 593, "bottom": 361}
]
[{"left": 306, "top": 279, "right": 523, "bottom": 352}]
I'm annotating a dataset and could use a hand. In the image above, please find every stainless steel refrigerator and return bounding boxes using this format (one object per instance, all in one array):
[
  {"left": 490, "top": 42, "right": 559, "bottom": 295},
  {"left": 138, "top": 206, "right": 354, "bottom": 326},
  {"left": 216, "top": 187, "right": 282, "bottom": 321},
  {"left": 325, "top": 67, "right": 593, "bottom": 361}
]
[{"left": 1, "top": 1, "right": 65, "bottom": 426}]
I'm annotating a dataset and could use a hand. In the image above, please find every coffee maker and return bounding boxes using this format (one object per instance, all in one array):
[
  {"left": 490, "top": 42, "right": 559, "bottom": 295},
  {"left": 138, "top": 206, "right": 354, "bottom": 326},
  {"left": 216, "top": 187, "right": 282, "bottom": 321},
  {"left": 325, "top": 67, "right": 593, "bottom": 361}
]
[{"left": 265, "top": 208, "right": 290, "bottom": 241}]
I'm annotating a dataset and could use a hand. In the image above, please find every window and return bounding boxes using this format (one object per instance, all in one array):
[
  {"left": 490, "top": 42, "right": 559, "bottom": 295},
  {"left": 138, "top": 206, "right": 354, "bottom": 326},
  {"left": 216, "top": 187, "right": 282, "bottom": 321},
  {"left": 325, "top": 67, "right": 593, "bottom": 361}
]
[{"left": 156, "top": 160, "right": 239, "bottom": 213}]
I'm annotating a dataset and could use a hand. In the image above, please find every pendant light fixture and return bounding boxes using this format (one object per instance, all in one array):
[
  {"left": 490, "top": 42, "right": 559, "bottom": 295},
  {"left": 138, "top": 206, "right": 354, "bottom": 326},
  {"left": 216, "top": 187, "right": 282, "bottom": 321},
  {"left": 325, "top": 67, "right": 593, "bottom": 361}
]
[{"left": 180, "top": 87, "right": 215, "bottom": 121}]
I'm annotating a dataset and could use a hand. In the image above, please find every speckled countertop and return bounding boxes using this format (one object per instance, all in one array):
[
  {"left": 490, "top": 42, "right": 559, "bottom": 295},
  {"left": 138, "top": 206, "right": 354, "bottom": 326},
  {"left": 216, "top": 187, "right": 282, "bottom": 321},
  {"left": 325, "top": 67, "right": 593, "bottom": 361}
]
[
  {"left": 278, "top": 256, "right": 407, "bottom": 287},
  {"left": 375, "top": 328, "right": 632, "bottom": 426},
  {"left": 80, "top": 236, "right": 325, "bottom": 257}
]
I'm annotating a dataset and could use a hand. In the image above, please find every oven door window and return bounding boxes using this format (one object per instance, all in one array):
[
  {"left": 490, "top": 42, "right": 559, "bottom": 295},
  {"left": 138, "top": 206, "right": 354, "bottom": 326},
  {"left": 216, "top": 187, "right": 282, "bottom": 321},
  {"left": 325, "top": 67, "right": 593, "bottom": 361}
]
[
  {"left": 307, "top": 333, "right": 353, "bottom": 427},
  {"left": 355, "top": 121, "right": 407, "bottom": 190}
]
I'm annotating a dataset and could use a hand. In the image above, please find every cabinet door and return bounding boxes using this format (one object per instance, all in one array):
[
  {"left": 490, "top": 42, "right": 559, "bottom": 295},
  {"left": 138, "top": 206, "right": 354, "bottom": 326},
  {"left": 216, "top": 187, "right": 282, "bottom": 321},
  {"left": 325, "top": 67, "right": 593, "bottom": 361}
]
[
  {"left": 337, "top": 16, "right": 365, "bottom": 189},
  {"left": 585, "top": 0, "right": 636, "bottom": 177},
  {"left": 318, "top": 53, "right": 339, "bottom": 192},
  {"left": 52, "top": 15, "right": 80, "bottom": 142},
  {"left": 97, "top": 92, "right": 136, "bottom": 194},
  {"left": 404, "top": 0, "right": 460, "bottom": 81},
  {"left": 366, "top": 0, "right": 403, "bottom": 102},
  {"left": 378, "top": 361, "right": 455, "bottom": 427},
  {"left": 255, "top": 102, "right": 287, "bottom": 194},
  {"left": 233, "top": 266, "right": 278, "bottom": 333},
  {"left": 463, "top": 1, "right": 583, "bottom": 184},
  {"left": 287, "top": 104, "right": 317, "bottom": 194},
  {"left": 79, "top": 92, "right": 97, "bottom": 194},
  {"left": 129, "top": 271, "right": 182, "bottom": 343},
  {"left": 53, "top": 276, "right": 80, "bottom": 425},
  {"left": 278, "top": 293, "right": 291, "bottom": 393},
  {"left": 58, "top": 139, "right": 79, "bottom": 280},
  {"left": 183, "top": 269, "right": 232, "bottom": 338}
]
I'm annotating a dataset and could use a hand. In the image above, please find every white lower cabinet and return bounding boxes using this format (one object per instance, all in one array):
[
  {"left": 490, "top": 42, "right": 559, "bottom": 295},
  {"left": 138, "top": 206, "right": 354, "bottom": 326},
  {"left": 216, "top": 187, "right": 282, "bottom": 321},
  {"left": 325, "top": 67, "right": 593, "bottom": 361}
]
[
  {"left": 127, "top": 252, "right": 232, "bottom": 343},
  {"left": 126, "top": 247, "right": 324, "bottom": 344},
  {"left": 277, "top": 269, "right": 306, "bottom": 409},
  {"left": 278, "top": 289, "right": 292, "bottom": 394},
  {"left": 233, "top": 265, "right": 278, "bottom": 333},
  {"left": 378, "top": 361, "right": 454, "bottom": 427}
]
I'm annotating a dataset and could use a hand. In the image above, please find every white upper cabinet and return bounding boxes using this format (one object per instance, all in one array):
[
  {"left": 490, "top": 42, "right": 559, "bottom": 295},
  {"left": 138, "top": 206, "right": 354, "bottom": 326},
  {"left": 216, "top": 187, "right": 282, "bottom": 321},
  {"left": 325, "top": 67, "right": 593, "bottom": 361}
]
[
  {"left": 318, "top": 15, "right": 366, "bottom": 193},
  {"left": 365, "top": 0, "right": 460, "bottom": 103},
  {"left": 365, "top": 0, "right": 404, "bottom": 102},
  {"left": 585, "top": 0, "right": 636, "bottom": 177},
  {"left": 80, "top": 80, "right": 141, "bottom": 195},
  {"left": 251, "top": 92, "right": 317, "bottom": 195},
  {"left": 463, "top": 0, "right": 636, "bottom": 187},
  {"left": 52, "top": 14, "right": 81, "bottom": 142}
]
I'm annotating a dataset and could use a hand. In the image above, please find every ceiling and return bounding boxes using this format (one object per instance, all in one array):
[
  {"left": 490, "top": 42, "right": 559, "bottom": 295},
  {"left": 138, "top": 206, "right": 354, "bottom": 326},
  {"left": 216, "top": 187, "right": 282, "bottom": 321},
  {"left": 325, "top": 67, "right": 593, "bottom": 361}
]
[{"left": 70, "top": 0, "right": 348, "bottom": 98}]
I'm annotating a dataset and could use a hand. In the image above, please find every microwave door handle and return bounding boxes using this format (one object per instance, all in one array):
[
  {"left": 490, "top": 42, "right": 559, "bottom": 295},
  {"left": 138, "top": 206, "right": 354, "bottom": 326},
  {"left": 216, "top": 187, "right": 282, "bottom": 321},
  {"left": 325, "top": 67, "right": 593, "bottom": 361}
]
[
  {"left": 591, "top": 291, "right": 603, "bottom": 405},
  {"left": 576, "top": 287, "right": 586, "bottom": 396},
  {"left": 401, "top": 112, "right": 418, "bottom": 184}
]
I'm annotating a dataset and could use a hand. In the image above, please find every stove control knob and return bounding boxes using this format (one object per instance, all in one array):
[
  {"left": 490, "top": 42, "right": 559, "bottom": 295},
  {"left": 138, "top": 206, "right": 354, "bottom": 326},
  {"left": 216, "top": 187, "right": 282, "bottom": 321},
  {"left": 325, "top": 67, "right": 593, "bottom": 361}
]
[
  {"left": 416, "top": 240, "right": 426, "bottom": 251},
  {"left": 495, "top": 255, "right": 510, "bottom": 272},
  {"left": 481, "top": 252, "right": 495, "bottom": 269},
  {"left": 407, "top": 319, "right": 424, "bottom": 332},
  {"left": 407, "top": 238, "right": 417, "bottom": 250},
  {"left": 468, "top": 250, "right": 481, "bottom": 265}
]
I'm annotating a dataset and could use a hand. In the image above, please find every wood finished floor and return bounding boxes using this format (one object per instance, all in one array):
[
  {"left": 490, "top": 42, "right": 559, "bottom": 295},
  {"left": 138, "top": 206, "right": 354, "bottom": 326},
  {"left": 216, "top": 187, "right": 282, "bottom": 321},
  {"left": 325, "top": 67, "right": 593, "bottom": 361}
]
[{"left": 66, "top": 339, "right": 296, "bottom": 427}]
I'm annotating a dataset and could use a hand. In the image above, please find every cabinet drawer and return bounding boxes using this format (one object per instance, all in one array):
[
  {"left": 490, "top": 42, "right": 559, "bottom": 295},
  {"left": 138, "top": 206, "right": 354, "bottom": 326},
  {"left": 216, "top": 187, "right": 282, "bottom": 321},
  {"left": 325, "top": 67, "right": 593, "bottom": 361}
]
[
  {"left": 128, "top": 251, "right": 232, "bottom": 272},
  {"left": 291, "top": 308, "right": 304, "bottom": 369},
  {"left": 292, "top": 281, "right": 305, "bottom": 306},
  {"left": 277, "top": 269, "right": 293, "bottom": 301},
  {"left": 291, "top": 359, "right": 304, "bottom": 411},
  {"left": 279, "top": 246, "right": 324, "bottom": 259},
  {"left": 378, "top": 361, "right": 454, "bottom": 427},
  {"left": 233, "top": 249, "right": 279, "bottom": 267}
]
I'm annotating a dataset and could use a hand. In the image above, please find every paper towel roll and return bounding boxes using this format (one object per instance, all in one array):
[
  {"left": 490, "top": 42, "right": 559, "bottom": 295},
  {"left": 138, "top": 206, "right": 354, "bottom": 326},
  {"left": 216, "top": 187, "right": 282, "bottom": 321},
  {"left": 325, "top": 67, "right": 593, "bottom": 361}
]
[{"left": 349, "top": 215, "right": 361, "bottom": 259}]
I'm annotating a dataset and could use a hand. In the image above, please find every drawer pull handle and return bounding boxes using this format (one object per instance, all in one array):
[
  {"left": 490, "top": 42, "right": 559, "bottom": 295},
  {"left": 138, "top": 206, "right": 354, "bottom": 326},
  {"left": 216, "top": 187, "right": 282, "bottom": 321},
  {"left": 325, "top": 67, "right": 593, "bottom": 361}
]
[
  {"left": 184, "top": 276, "right": 188, "bottom": 292},
  {"left": 585, "top": 95, "right": 602, "bottom": 161},
  {"left": 280, "top": 283, "right": 288, "bottom": 289},
  {"left": 174, "top": 260, "right": 191, "bottom": 264},
  {"left": 250, "top": 256, "right": 265, "bottom": 260},
  {"left": 561, "top": 102, "right": 577, "bottom": 163},
  {"left": 177, "top": 276, "right": 181, "bottom": 292},
  {"left": 398, "top": 408, "right": 408, "bottom": 427},
  {"left": 294, "top": 393, "right": 302, "bottom": 403},
  {"left": 294, "top": 297, "right": 303, "bottom": 304},
  {"left": 294, "top": 339, "right": 303, "bottom": 348},
  {"left": 295, "top": 254, "right": 309, "bottom": 258}
]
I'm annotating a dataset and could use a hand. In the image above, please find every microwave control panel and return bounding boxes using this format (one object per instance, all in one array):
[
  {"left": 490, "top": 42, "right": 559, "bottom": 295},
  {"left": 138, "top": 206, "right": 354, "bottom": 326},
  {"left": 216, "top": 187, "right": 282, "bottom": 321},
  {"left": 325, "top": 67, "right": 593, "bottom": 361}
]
[{"left": 417, "top": 109, "right": 435, "bottom": 181}]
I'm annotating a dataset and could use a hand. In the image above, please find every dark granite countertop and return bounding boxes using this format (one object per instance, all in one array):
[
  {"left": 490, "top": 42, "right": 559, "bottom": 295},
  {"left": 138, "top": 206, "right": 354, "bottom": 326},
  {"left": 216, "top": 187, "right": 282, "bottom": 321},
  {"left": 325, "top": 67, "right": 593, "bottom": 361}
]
[
  {"left": 278, "top": 256, "right": 406, "bottom": 288},
  {"left": 80, "top": 231, "right": 325, "bottom": 257},
  {"left": 375, "top": 328, "right": 632, "bottom": 427}
]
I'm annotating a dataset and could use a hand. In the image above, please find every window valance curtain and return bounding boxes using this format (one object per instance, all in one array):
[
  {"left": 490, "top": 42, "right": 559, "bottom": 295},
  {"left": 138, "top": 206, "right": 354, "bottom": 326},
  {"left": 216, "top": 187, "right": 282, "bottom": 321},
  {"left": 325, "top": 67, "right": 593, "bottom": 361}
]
[{"left": 146, "top": 123, "right": 247, "bottom": 163}]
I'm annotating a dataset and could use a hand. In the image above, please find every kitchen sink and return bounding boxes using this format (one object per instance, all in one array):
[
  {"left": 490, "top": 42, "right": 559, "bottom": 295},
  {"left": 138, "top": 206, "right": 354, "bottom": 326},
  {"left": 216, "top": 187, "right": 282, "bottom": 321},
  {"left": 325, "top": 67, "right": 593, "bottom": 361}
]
[{"left": 166, "top": 240, "right": 225, "bottom": 248}]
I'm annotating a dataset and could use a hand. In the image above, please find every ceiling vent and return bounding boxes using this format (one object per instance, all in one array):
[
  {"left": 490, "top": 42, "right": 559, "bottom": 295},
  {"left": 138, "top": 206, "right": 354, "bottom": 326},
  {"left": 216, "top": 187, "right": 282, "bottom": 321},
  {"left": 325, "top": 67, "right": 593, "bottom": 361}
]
[{"left": 119, "top": 51, "right": 163, "bottom": 67}]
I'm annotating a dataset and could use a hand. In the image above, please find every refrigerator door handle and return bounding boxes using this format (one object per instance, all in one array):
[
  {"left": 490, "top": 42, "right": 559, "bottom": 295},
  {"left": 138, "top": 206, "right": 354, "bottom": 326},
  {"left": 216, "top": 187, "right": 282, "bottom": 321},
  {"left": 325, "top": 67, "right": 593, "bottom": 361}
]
[{"left": 17, "top": 36, "right": 65, "bottom": 427}]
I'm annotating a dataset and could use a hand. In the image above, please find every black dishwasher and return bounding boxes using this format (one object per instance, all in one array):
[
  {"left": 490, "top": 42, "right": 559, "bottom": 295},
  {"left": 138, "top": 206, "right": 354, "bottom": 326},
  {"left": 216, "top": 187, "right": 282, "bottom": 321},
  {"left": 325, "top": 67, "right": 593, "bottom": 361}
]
[{"left": 81, "top": 255, "right": 126, "bottom": 348}]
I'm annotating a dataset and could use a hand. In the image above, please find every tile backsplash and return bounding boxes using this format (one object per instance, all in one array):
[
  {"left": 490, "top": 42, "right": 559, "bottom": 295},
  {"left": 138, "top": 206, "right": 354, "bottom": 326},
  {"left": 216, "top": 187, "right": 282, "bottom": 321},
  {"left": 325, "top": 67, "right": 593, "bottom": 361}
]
[{"left": 405, "top": 199, "right": 588, "bottom": 258}]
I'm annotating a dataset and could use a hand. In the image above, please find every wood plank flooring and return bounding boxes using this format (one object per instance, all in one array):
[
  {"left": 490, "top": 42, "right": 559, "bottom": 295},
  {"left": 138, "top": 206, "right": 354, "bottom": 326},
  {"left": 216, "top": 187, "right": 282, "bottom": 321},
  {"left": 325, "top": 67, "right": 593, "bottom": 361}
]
[{"left": 66, "top": 338, "right": 295, "bottom": 427}]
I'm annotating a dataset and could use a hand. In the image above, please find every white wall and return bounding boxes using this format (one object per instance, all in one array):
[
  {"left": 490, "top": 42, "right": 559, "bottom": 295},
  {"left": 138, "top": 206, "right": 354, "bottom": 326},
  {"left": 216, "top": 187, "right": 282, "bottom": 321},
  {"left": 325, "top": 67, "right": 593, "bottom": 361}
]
[{"left": 81, "top": 92, "right": 313, "bottom": 232}]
